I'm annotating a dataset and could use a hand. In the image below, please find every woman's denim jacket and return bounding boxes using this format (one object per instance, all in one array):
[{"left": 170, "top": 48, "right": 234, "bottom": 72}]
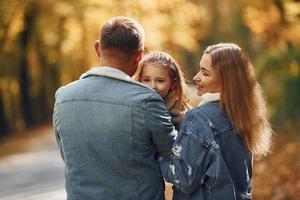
[
  {"left": 159, "top": 101, "right": 253, "bottom": 200},
  {"left": 53, "top": 67, "right": 176, "bottom": 200}
]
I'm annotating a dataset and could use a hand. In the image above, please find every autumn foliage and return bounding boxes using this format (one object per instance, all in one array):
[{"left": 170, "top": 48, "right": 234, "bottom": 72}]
[{"left": 0, "top": 0, "right": 299, "bottom": 199}]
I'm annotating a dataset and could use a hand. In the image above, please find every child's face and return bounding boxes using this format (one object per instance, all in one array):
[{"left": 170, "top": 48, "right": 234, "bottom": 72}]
[
  {"left": 141, "top": 64, "right": 174, "bottom": 98},
  {"left": 193, "top": 53, "right": 220, "bottom": 96}
]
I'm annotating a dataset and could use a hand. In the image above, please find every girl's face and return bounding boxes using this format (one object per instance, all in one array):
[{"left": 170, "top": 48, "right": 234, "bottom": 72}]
[
  {"left": 193, "top": 53, "right": 221, "bottom": 96},
  {"left": 141, "top": 64, "right": 174, "bottom": 98}
]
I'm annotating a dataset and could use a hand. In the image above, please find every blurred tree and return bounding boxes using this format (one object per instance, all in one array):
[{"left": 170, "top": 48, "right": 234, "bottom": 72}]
[
  {"left": 18, "top": 1, "right": 37, "bottom": 127},
  {"left": 0, "top": 92, "right": 9, "bottom": 137},
  {"left": 0, "top": 0, "right": 25, "bottom": 136},
  {"left": 0, "top": 0, "right": 299, "bottom": 138},
  {"left": 242, "top": 0, "right": 300, "bottom": 129}
]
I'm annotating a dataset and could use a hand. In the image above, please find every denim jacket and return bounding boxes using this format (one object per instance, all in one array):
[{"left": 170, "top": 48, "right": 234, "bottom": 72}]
[
  {"left": 53, "top": 66, "right": 176, "bottom": 200},
  {"left": 159, "top": 101, "right": 253, "bottom": 200}
]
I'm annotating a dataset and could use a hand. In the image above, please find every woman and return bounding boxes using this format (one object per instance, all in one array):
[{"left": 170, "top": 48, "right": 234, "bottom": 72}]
[{"left": 159, "top": 43, "right": 272, "bottom": 200}]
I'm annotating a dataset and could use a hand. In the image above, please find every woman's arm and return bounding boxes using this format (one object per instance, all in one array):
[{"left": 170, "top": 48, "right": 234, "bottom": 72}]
[{"left": 159, "top": 110, "right": 218, "bottom": 194}]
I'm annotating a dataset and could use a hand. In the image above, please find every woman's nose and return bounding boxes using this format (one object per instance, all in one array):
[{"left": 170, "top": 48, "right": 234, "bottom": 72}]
[{"left": 193, "top": 72, "right": 201, "bottom": 82}]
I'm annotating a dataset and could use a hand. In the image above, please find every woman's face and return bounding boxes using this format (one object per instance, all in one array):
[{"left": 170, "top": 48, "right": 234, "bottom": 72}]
[{"left": 193, "top": 53, "right": 221, "bottom": 96}]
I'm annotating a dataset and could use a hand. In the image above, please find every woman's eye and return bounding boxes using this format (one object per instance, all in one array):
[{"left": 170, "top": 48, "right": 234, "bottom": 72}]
[
  {"left": 200, "top": 67, "right": 209, "bottom": 76},
  {"left": 200, "top": 71, "right": 209, "bottom": 77},
  {"left": 142, "top": 79, "right": 150, "bottom": 82},
  {"left": 157, "top": 80, "right": 165, "bottom": 83}
]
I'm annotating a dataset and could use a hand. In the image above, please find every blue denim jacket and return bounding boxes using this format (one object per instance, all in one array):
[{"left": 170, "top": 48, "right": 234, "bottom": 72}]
[
  {"left": 159, "top": 101, "right": 253, "bottom": 200},
  {"left": 53, "top": 67, "right": 176, "bottom": 200}
]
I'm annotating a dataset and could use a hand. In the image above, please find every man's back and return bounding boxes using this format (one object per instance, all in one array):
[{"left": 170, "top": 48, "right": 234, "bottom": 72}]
[{"left": 53, "top": 67, "right": 176, "bottom": 200}]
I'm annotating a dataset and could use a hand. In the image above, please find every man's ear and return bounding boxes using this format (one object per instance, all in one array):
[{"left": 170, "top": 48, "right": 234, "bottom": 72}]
[
  {"left": 134, "top": 49, "right": 144, "bottom": 65},
  {"left": 94, "top": 40, "right": 101, "bottom": 59}
]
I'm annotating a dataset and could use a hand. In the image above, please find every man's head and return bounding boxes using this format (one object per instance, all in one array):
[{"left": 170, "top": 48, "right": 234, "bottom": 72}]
[{"left": 95, "top": 16, "right": 145, "bottom": 76}]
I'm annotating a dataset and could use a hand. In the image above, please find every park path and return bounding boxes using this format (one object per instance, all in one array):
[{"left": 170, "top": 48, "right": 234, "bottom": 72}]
[{"left": 0, "top": 127, "right": 66, "bottom": 200}]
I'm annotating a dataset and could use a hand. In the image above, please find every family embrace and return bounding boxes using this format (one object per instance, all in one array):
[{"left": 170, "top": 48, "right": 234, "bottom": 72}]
[{"left": 53, "top": 16, "right": 272, "bottom": 200}]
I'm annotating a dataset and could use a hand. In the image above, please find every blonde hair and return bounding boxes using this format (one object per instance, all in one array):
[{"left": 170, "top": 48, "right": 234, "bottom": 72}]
[
  {"left": 133, "top": 51, "right": 190, "bottom": 111},
  {"left": 204, "top": 43, "right": 272, "bottom": 156}
]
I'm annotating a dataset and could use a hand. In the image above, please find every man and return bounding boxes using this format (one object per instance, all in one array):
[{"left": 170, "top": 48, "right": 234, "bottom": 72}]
[{"left": 53, "top": 16, "right": 176, "bottom": 200}]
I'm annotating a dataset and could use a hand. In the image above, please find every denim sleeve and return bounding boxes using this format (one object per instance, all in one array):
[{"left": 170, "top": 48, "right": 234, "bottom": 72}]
[
  {"left": 145, "top": 93, "right": 177, "bottom": 157},
  {"left": 53, "top": 100, "right": 65, "bottom": 162},
  {"left": 159, "top": 111, "right": 216, "bottom": 194}
]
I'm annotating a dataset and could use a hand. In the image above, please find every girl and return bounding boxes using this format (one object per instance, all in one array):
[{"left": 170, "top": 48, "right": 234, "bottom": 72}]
[
  {"left": 159, "top": 43, "right": 272, "bottom": 200},
  {"left": 133, "top": 51, "right": 190, "bottom": 131}
]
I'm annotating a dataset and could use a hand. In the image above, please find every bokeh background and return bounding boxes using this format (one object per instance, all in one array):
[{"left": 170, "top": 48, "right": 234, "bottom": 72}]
[{"left": 0, "top": 0, "right": 299, "bottom": 199}]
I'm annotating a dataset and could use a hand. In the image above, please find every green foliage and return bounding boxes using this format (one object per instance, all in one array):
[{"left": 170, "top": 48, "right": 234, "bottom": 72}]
[{"left": 255, "top": 45, "right": 300, "bottom": 126}]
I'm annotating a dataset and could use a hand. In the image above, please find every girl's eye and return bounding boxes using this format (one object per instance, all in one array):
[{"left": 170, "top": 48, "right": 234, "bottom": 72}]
[
  {"left": 157, "top": 80, "right": 165, "bottom": 83},
  {"left": 142, "top": 79, "right": 150, "bottom": 82}
]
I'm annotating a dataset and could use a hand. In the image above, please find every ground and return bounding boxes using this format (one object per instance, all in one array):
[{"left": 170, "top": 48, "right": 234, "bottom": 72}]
[{"left": 0, "top": 125, "right": 299, "bottom": 200}]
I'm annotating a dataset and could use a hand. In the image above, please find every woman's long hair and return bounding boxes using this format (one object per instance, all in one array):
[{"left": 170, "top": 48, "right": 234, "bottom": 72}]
[{"left": 204, "top": 43, "right": 272, "bottom": 156}]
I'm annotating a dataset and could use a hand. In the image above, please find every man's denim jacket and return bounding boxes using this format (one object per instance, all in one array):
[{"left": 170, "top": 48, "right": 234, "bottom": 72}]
[
  {"left": 159, "top": 101, "right": 253, "bottom": 200},
  {"left": 53, "top": 67, "right": 176, "bottom": 200}
]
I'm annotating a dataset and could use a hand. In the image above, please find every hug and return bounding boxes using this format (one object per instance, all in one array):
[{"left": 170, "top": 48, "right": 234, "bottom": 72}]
[{"left": 53, "top": 16, "right": 272, "bottom": 200}]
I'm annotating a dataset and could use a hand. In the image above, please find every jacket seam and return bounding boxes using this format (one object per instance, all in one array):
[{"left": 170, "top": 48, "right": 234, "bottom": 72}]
[
  {"left": 57, "top": 98, "right": 144, "bottom": 108},
  {"left": 208, "top": 144, "right": 220, "bottom": 188},
  {"left": 144, "top": 92, "right": 161, "bottom": 133},
  {"left": 213, "top": 127, "right": 233, "bottom": 135},
  {"left": 185, "top": 110, "right": 213, "bottom": 148},
  {"left": 129, "top": 107, "right": 137, "bottom": 199}
]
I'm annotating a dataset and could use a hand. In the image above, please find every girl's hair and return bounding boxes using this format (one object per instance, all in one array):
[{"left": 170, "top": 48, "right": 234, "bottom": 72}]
[
  {"left": 133, "top": 51, "right": 190, "bottom": 110},
  {"left": 204, "top": 43, "right": 272, "bottom": 156}
]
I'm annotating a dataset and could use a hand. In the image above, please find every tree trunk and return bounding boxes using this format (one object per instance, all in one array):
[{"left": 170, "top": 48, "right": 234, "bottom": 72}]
[
  {"left": 18, "top": 2, "right": 38, "bottom": 127},
  {"left": 0, "top": 91, "right": 9, "bottom": 138}
]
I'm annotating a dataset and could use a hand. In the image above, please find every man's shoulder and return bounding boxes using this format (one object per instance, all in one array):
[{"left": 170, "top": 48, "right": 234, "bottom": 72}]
[
  {"left": 120, "top": 80, "right": 163, "bottom": 103},
  {"left": 54, "top": 77, "right": 162, "bottom": 105},
  {"left": 99, "top": 76, "right": 158, "bottom": 98},
  {"left": 80, "top": 66, "right": 155, "bottom": 92},
  {"left": 122, "top": 79, "right": 153, "bottom": 92},
  {"left": 55, "top": 80, "right": 79, "bottom": 98}
]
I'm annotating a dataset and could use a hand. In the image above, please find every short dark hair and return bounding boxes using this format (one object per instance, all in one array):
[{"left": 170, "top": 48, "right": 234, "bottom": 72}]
[{"left": 100, "top": 16, "right": 144, "bottom": 55}]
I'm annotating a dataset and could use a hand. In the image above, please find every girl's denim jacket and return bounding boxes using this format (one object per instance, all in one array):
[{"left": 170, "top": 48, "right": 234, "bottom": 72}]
[{"left": 159, "top": 101, "right": 253, "bottom": 200}]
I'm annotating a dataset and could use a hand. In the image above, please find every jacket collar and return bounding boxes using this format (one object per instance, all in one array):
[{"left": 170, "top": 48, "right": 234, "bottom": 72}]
[
  {"left": 80, "top": 66, "right": 131, "bottom": 80},
  {"left": 80, "top": 66, "right": 151, "bottom": 89},
  {"left": 198, "top": 93, "right": 220, "bottom": 107}
]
